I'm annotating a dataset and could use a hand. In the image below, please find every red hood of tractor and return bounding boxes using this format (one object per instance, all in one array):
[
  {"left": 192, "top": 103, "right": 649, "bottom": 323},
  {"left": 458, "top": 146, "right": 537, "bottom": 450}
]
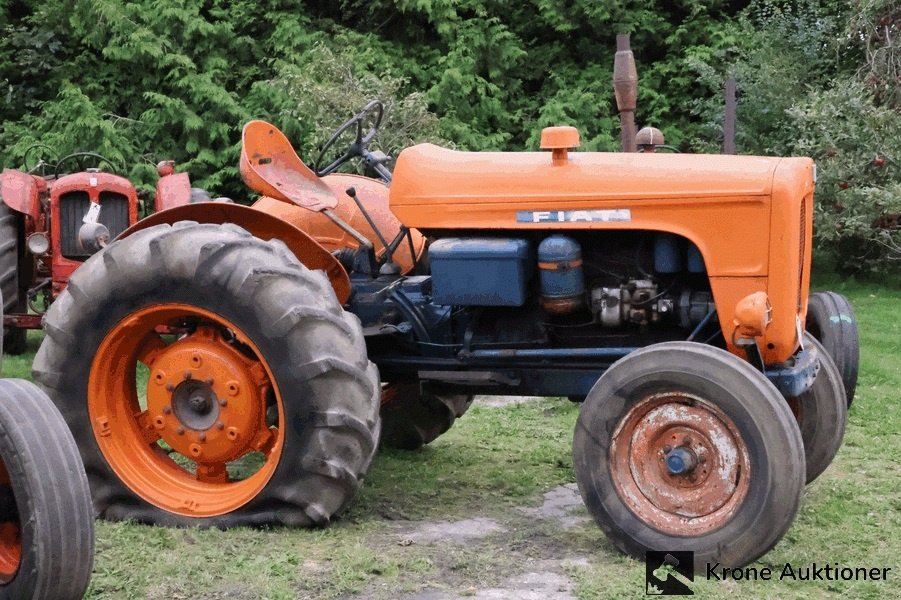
[{"left": 389, "top": 144, "right": 784, "bottom": 228}]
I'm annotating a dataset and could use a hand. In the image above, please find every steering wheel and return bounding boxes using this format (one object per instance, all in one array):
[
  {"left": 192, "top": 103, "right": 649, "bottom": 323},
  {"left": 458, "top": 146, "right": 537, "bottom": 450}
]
[
  {"left": 314, "top": 100, "right": 384, "bottom": 177},
  {"left": 21, "top": 144, "right": 59, "bottom": 175},
  {"left": 53, "top": 152, "right": 120, "bottom": 179}
]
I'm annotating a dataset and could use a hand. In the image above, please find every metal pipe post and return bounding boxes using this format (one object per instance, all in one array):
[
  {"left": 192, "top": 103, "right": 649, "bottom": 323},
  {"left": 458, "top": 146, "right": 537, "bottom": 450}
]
[{"left": 613, "top": 34, "right": 638, "bottom": 152}]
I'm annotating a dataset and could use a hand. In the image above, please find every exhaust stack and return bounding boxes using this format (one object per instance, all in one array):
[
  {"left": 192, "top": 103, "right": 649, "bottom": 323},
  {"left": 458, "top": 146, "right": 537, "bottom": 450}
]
[{"left": 613, "top": 34, "right": 638, "bottom": 152}]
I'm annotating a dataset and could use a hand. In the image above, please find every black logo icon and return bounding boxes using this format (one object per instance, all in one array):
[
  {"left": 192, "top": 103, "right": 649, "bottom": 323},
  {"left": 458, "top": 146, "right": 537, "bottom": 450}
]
[{"left": 645, "top": 551, "right": 694, "bottom": 595}]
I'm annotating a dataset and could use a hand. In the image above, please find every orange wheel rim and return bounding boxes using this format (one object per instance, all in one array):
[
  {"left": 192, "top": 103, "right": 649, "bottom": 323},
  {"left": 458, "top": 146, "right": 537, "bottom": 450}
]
[
  {"left": 609, "top": 393, "right": 750, "bottom": 536},
  {"left": 0, "top": 459, "right": 21, "bottom": 582},
  {"left": 88, "top": 304, "right": 285, "bottom": 517}
]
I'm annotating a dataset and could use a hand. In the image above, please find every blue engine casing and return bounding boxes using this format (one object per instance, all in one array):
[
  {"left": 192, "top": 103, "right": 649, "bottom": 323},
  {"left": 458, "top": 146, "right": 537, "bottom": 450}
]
[{"left": 429, "top": 238, "right": 531, "bottom": 306}]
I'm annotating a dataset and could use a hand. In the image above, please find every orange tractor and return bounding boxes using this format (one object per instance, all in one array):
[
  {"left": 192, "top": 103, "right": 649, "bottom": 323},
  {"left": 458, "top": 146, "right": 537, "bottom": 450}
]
[{"left": 34, "top": 99, "right": 858, "bottom": 569}]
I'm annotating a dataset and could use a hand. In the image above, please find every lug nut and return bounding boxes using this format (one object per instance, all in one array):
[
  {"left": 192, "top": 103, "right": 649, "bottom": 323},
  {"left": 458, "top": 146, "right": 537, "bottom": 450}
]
[
  {"left": 204, "top": 378, "right": 214, "bottom": 386},
  {"left": 162, "top": 406, "right": 172, "bottom": 415},
  {"left": 176, "top": 426, "right": 185, "bottom": 435},
  {"left": 198, "top": 432, "right": 206, "bottom": 442},
  {"left": 216, "top": 421, "right": 225, "bottom": 430},
  {"left": 183, "top": 371, "right": 192, "bottom": 380},
  {"left": 165, "top": 383, "right": 175, "bottom": 392},
  {"left": 218, "top": 398, "right": 228, "bottom": 407}
]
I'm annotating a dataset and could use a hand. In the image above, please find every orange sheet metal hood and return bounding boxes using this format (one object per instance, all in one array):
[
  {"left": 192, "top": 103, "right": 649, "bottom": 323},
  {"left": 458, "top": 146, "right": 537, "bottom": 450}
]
[{"left": 389, "top": 144, "right": 782, "bottom": 227}]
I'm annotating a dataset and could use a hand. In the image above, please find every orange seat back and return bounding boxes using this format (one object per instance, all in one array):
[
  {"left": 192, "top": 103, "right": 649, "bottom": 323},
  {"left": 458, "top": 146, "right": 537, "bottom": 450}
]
[{"left": 240, "top": 120, "right": 337, "bottom": 211}]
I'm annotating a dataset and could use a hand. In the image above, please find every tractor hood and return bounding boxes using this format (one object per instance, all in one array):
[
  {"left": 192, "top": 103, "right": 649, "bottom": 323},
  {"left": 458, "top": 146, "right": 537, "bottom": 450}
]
[{"left": 389, "top": 144, "right": 784, "bottom": 229}]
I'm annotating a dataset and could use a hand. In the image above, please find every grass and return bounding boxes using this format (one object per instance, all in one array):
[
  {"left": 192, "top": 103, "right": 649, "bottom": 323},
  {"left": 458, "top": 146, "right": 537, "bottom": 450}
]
[{"left": 2, "top": 279, "right": 899, "bottom": 599}]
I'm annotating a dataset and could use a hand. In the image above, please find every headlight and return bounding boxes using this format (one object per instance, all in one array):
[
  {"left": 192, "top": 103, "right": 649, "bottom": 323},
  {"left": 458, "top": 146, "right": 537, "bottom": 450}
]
[{"left": 26, "top": 232, "right": 50, "bottom": 255}]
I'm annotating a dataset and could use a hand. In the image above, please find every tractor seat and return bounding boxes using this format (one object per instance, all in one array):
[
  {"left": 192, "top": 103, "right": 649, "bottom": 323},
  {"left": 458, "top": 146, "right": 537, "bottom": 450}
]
[{"left": 240, "top": 120, "right": 337, "bottom": 211}]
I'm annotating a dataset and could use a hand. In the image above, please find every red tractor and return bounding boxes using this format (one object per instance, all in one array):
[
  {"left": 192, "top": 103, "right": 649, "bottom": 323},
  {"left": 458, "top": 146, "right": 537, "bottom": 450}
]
[{"left": 0, "top": 153, "right": 201, "bottom": 353}]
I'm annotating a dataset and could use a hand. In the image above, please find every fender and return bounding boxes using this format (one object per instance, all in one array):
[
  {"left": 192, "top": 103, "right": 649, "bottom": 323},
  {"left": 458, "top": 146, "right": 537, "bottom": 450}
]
[
  {"left": 117, "top": 203, "right": 352, "bottom": 304},
  {"left": 154, "top": 172, "right": 192, "bottom": 212},
  {"left": 0, "top": 169, "right": 41, "bottom": 220}
]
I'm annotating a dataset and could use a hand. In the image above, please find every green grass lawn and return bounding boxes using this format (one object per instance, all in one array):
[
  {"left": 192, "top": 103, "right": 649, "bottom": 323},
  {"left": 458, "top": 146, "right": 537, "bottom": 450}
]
[{"left": 2, "top": 279, "right": 899, "bottom": 599}]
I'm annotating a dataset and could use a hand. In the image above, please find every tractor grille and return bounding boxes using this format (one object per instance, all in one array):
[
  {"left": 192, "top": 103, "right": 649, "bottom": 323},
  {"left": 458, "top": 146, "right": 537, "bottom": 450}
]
[{"left": 59, "top": 191, "right": 130, "bottom": 260}]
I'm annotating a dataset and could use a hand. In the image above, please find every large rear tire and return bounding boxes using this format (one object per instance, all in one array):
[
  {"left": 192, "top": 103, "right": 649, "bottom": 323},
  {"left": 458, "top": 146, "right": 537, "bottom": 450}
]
[
  {"left": 0, "top": 379, "right": 94, "bottom": 600},
  {"left": 789, "top": 335, "right": 847, "bottom": 484},
  {"left": 573, "top": 342, "right": 804, "bottom": 569},
  {"left": 0, "top": 203, "right": 25, "bottom": 356},
  {"left": 380, "top": 383, "right": 473, "bottom": 450},
  {"left": 806, "top": 291, "right": 859, "bottom": 405},
  {"left": 34, "top": 221, "right": 380, "bottom": 527}
]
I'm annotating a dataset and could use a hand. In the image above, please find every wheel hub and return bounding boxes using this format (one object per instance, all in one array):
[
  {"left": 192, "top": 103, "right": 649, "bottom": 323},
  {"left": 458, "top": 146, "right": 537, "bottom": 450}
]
[
  {"left": 610, "top": 392, "right": 751, "bottom": 535},
  {"left": 146, "top": 326, "right": 271, "bottom": 464},
  {"left": 172, "top": 380, "right": 219, "bottom": 431},
  {"left": 664, "top": 446, "right": 697, "bottom": 475}
]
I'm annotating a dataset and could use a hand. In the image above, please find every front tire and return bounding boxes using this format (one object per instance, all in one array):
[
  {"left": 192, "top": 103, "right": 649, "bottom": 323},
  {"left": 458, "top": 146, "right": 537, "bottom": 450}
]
[
  {"left": 806, "top": 291, "right": 859, "bottom": 405},
  {"left": 573, "top": 342, "right": 804, "bottom": 569},
  {"left": 789, "top": 335, "right": 847, "bottom": 484},
  {"left": 0, "top": 379, "right": 94, "bottom": 600},
  {"left": 34, "top": 221, "right": 381, "bottom": 527}
]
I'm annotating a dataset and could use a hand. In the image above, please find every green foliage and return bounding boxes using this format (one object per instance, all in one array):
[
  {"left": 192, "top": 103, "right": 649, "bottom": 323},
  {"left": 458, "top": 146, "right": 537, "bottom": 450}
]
[
  {"left": 0, "top": 0, "right": 895, "bottom": 275},
  {"left": 259, "top": 43, "right": 444, "bottom": 172},
  {"left": 790, "top": 81, "right": 901, "bottom": 275},
  {"left": 689, "top": 0, "right": 900, "bottom": 275}
]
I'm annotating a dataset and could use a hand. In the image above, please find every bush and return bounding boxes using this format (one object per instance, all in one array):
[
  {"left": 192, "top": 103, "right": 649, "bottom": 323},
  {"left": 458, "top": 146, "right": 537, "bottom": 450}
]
[{"left": 689, "top": 0, "right": 900, "bottom": 275}]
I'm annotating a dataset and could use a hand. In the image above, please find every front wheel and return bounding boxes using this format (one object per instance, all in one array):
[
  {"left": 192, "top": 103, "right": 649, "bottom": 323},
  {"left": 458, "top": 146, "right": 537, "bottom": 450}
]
[
  {"left": 789, "top": 334, "right": 847, "bottom": 484},
  {"left": 806, "top": 292, "right": 859, "bottom": 405},
  {"left": 0, "top": 379, "right": 94, "bottom": 600},
  {"left": 34, "top": 222, "right": 381, "bottom": 527},
  {"left": 573, "top": 342, "right": 804, "bottom": 569}
]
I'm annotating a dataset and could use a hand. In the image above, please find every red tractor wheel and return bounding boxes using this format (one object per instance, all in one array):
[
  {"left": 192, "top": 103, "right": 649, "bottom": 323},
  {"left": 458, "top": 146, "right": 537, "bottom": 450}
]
[
  {"left": 0, "top": 379, "right": 93, "bottom": 600},
  {"left": 573, "top": 342, "right": 804, "bottom": 569},
  {"left": 380, "top": 383, "right": 473, "bottom": 450},
  {"left": 0, "top": 202, "right": 26, "bottom": 356},
  {"left": 34, "top": 221, "right": 381, "bottom": 526}
]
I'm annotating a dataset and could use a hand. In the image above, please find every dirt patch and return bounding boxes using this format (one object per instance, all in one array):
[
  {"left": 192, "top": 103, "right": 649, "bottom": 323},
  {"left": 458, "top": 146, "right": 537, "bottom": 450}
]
[
  {"left": 348, "top": 485, "right": 600, "bottom": 600},
  {"left": 390, "top": 517, "right": 505, "bottom": 546},
  {"left": 518, "top": 483, "right": 592, "bottom": 530},
  {"left": 406, "top": 569, "right": 576, "bottom": 599},
  {"left": 474, "top": 395, "right": 544, "bottom": 408}
]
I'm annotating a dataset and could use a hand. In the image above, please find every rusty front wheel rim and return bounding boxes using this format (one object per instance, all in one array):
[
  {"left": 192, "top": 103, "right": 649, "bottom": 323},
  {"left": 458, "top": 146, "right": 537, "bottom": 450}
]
[
  {"left": 609, "top": 392, "right": 751, "bottom": 536},
  {"left": 88, "top": 304, "right": 285, "bottom": 517},
  {"left": 0, "top": 459, "right": 20, "bottom": 583}
]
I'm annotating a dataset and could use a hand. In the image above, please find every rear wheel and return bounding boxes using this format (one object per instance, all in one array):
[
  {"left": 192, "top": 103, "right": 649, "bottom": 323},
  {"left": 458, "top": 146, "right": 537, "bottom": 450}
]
[
  {"left": 806, "top": 292, "right": 859, "bottom": 405},
  {"left": 0, "top": 203, "right": 25, "bottom": 356},
  {"left": 0, "top": 379, "right": 94, "bottom": 600},
  {"left": 788, "top": 335, "right": 847, "bottom": 484},
  {"left": 34, "top": 221, "right": 380, "bottom": 526},
  {"left": 573, "top": 342, "right": 804, "bottom": 569},
  {"left": 380, "top": 383, "right": 473, "bottom": 450}
]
